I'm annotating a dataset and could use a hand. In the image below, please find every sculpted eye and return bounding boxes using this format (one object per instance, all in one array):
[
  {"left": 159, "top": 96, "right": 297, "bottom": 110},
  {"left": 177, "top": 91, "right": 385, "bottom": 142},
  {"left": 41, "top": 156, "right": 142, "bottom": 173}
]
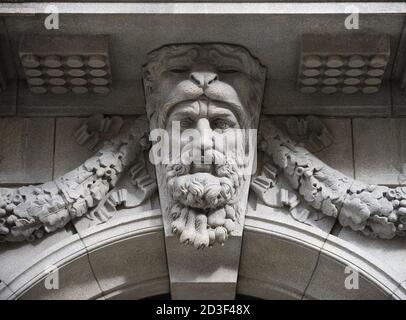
[
  {"left": 179, "top": 118, "right": 194, "bottom": 129},
  {"left": 169, "top": 67, "right": 190, "bottom": 74},
  {"left": 212, "top": 118, "right": 235, "bottom": 131},
  {"left": 217, "top": 67, "right": 239, "bottom": 74}
]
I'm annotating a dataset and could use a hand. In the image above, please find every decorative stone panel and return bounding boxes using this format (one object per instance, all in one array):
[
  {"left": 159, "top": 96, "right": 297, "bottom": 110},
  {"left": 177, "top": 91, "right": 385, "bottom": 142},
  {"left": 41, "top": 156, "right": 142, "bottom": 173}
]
[
  {"left": 19, "top": 35, "right": 112, "bottom": 95},
  {"left": 298, "top": 34, "right": 390, "bottom": 95}
]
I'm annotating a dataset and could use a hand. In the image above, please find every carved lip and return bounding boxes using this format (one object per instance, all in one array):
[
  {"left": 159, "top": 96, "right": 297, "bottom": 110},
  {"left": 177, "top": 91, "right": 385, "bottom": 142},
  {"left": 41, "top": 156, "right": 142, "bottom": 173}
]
[{"left": 189, "top": 161, "right": 215, "bottom": 174}]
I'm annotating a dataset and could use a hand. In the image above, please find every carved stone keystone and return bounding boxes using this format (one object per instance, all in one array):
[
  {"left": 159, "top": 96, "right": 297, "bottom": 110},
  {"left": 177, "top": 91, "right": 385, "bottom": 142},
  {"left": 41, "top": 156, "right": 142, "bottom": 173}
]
[{"left": 143, "top": 44, "right": 266, "bottom": 298}]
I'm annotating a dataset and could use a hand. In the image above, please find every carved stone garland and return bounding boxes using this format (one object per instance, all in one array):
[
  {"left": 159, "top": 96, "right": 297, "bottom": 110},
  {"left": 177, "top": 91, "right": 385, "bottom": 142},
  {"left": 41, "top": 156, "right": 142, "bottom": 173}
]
[
  {"left": 0, "top": 42, "right": 404, "bottom": 248},
  {"left": 252, "top": 118, "right": 406, "bottom": 239},
  {"left": 0, "top": 117, "right": 151, "bottom": 242}
]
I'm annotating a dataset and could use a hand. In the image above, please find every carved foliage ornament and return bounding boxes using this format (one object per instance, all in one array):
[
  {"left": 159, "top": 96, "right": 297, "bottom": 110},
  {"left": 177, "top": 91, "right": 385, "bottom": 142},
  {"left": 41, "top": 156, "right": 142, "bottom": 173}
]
[
  {"left": 0, "top": 43, "right": 404, "bottom": 248},
  {"left": 0, "top": 118, "right": 151, "bottom": 242}
]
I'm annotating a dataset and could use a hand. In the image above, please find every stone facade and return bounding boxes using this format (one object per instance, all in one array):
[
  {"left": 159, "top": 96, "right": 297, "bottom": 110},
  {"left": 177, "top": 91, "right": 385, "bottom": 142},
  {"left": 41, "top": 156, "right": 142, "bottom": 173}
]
[{"left": 1, "top": 1, "right": 406, "bottom": 300}]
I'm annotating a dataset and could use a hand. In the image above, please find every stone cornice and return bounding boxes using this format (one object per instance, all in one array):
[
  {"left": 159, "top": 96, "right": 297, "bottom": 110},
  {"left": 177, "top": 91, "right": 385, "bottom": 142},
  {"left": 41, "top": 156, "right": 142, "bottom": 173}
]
[{"left": 0, "top": 2, "right": 405, "bottom": 15}]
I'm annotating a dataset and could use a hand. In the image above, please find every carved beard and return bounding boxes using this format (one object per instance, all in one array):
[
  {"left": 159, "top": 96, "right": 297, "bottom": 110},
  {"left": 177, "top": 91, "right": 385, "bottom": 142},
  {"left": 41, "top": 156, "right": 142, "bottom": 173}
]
[
  {"left": 166, "top": 149, "right": 241, "bottom": 209},
  {"left": 165, "top": 148, "right": 242, "bottom": 248}
]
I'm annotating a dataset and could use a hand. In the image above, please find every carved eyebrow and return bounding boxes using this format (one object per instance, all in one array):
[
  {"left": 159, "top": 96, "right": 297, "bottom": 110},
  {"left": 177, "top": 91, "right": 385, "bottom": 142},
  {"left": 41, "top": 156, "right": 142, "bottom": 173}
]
[
  {"left": 166, "top": 56, "right": 192, "bottom": 68},
  {"left": 214, "top": 57, "right": 242, "bottom": 70},
  {"left": 168, "top": 106, "right": 199, "bottom": 120},
  {"left": 208, "top": 108, "right": 238, "bottom": 121}
]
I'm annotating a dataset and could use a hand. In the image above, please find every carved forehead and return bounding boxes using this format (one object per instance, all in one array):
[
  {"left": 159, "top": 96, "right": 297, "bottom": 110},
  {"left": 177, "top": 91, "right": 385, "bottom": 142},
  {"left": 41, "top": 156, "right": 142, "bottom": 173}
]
[
  {"left": 167, "top": 101, "right": 239, "bottom": 121},
  {"left": 143, "top": 44, "right": 266, "bottom": 81}
]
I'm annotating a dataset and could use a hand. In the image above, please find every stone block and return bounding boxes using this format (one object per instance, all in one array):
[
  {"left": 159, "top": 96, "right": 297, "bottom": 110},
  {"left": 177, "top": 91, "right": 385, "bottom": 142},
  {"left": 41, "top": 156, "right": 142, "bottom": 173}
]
[
  {"left": 392, "top": 82, "right": 406, "bottom": 116},
  {"left": 353, "top": 118, "right": 406, "bottom": 185},
  {"left": 0, "top": 281, "right": 14, "bottom": 300},
  {"left": 4, "top": 11, "right": 403, "bottom": 81},
  {"left": 166, "top": 235, "right": 241, "bottom": 300},
  {"left": 238, "top": 229, "right": 319, "bottom": 299},
  {"left": 392, "top": 281, "right": 406, "bottom": 300},
  {"left": 315, "top": 118, "right": 354, "bottom": 177},
  {"left": 87, "top": 232, "right": 168, "bottom": 299},
  {"left": 0, "top": 117, "right": 54, "bottom": 184},
  {"left": 238, "top": 207, "right": 327, "bottom": 299},
  {"left": 54, "top": 115, "right": 140, "bottom": 178},
  {"left": 297, "top": 34, "right": 390, "bottom": 95},
  {"left": 4, "top": 12, "right": 404, "bottom": 115},
  {"left": 272, "top": 117, "right": 354, "bottom": 177},
  {"left": 264, "top": 80, "right": 392, "bottom": 116},
  {"left": 303, "top": 233, "right": 403, "bottom": 299},
  {"left": 0, "top": 17, "right": 17, "bottom": 79},
  {"left": 338, "top": 228, "right": 406, "bottom": 285},
  {"left": 0, "top": 80, "right": 17, "bottom": 115},
  {"left": 19, "top": 255, "right": 103, "bottom": 300},
  {"left": 19, "top": 34, "right": 112, "bottom": 95},
  {"left": 79, "top": 210, "right": 169, "bottom": 299},
  {"left": 18, "top": 80, "right": 144, "bottom": 116},
  {"left": 0, "top": 228, "right": 73, "bottom": 285},
  {"left": 304, "top": 251, "right": 392, "bottom": 300},
  {"left": 0, "top": 228, "right": 90, "bottom": 298},
  {"left": 104, "top": 277, "right": 169, "bottom": 300},
  {"left": 54, "top": 117, "right": 95, "bottom": 179}
]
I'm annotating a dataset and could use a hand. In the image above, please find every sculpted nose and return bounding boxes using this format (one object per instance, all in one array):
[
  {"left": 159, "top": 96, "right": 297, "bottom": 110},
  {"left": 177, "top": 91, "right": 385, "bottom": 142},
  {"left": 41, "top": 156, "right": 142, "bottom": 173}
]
[
  {"left": 196, "top": 119, "right": 213, "bottom": 153},
  {"left": 190, "top": 72, "right": 218, "bottom": 88}
]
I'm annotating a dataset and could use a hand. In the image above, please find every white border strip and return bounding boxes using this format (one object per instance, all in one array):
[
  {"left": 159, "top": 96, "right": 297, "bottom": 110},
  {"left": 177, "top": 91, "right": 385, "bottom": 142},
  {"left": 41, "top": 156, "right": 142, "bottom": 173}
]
[{"left": 0, "top": 2, "right": 405, "bottom": 15}]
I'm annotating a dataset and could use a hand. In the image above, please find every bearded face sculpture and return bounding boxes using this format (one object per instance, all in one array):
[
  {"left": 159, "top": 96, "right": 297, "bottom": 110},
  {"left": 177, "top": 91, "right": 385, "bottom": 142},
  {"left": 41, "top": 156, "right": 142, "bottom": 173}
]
[{"left": 143, "top": 44, "right": 266, "bottom": 248}]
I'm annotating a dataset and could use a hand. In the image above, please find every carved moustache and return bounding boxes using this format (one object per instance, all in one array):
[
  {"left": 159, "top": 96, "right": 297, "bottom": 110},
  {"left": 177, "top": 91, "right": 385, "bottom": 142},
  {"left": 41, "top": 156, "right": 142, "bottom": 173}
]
[{"left": 165, "top": 148, "right": 242, "bottom": 210}]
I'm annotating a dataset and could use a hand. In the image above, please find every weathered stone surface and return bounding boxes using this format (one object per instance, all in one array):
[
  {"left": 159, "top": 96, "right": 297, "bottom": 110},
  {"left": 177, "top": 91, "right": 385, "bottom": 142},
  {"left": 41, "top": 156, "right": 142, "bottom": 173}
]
[
  {"left": 18, "top": 80, "right": 143, "bottom": 116},
  {"left": 73, "top": 209, "right": 168, "bottom": 299},
  {"left": 265, "top": 81, "right": 392, "bottom": 116},
  {"left": 338, "top": 228, "right": 406, "bottom": 285},
  {"left": 314, "top": 118, "right": 354, "bottom": 178},
  {"left": 0, "top": 80, "right": 17, "bottom": 116},
  {"left": 19, "top": 255, "right": 103, "bottom": 300},
  {"left": 258, "top": 118, "right": 406, "bottom": 240},
  {"left": 0, "top": 228, "right": 85, "bottom": 298},
  {"left": 19, "top": 35, "right": 112, "bottom": 96},
  {"left": 0, "top": 116, "right": 150, "bottom": 243},
  {"left": 304, "top": 253, "right": 392, "bottom": 300},
  {"left": 53, "top": 117, "right": 95, "bottom": 179},
  {"left": 167, "top": 235, "right": 241, "bottom": 300},
  {"left": 0, "top": 227, "right": 73, "bottom": 282},
  {"left": 85, "top": 226, "right": 168, "bottom": 299},
  {"left": 144, "top": 44, "right": 265, "bottom": 299},
  {"left": 4, "top": 11, "right": 403, "bottom": 80},
  {"left": 392, "top": 82, "right": 406, "bottom": 116},
  {"left": 353, "top": 118, "right": 406, "bottom": 185},
  {"left": 0, "top": 117, "right": 54, "bottom": 184},
  {"left": 271, "top": 117, "right": 354, "bottom": 177},
  {"left": 1, "top": 23, "right": 406, "bottom": 300},
  {"left": 239, "top": 207, "right": 326, "bottom": 299},
  {"left": 303, "top": 232, "right": 404, "bottom": 299},
  {"left": 3, "top": 11, "right": 403, "bottom": 116},
  {"left": 392, "top": 281, "right": 406, "bottom": 300},
  {"left": 297, "top": 34, "right": 390, "bottom": 96},
  {"left": 0, "top": 281, "right": 14, "bottom": 300}
]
